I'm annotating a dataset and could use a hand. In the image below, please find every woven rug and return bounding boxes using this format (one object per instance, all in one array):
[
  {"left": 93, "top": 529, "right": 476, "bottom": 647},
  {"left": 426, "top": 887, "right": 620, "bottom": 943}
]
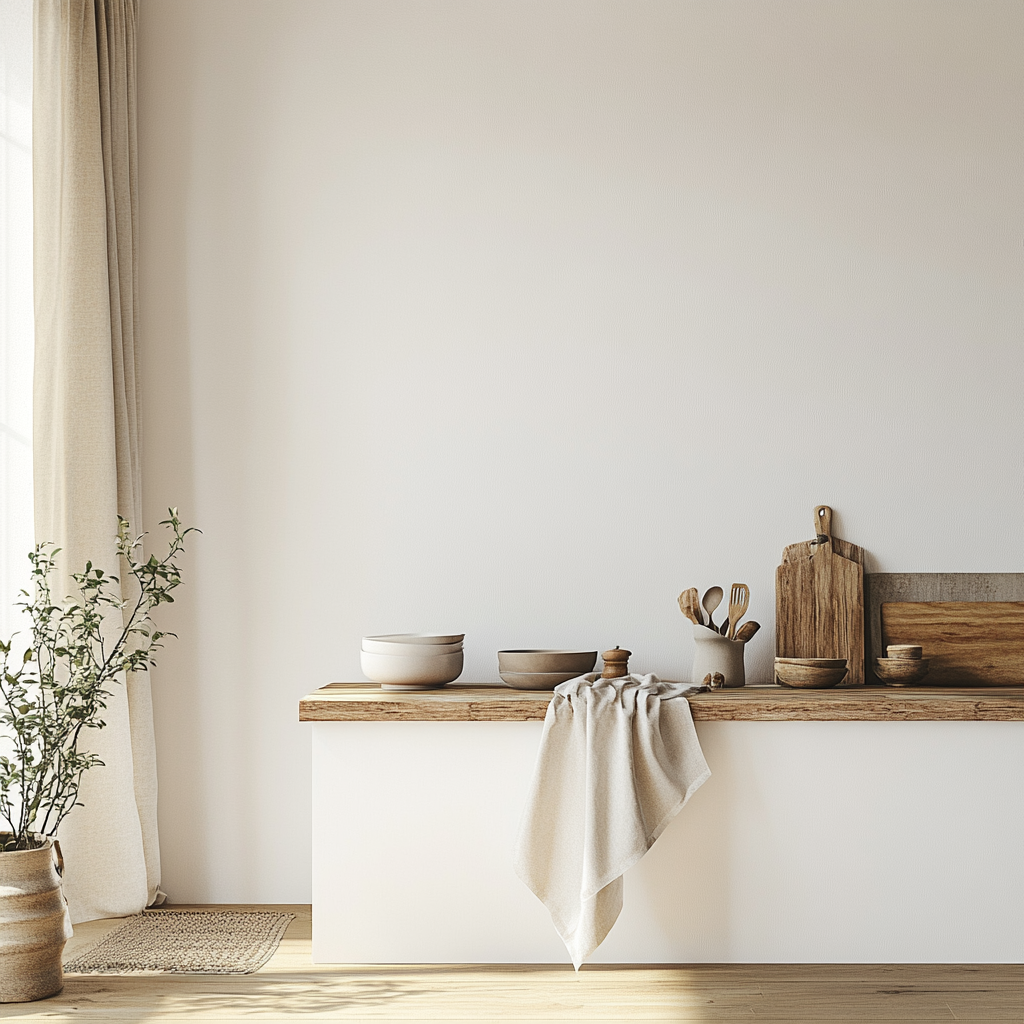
[{"left": 63, "top": 910, "right": 295, "bottom": 975}]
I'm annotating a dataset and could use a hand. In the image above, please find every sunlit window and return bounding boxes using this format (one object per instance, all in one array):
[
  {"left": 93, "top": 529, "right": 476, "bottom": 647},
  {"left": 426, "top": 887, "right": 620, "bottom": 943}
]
[{"left": 0, "top": 0, "right": 34, "bottom": 638}]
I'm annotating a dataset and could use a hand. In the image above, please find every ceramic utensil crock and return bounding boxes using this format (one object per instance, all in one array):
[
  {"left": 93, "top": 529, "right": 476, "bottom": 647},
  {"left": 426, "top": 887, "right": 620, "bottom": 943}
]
[{"left": 691, "top": 625, "right": 746, "bottom": 688}]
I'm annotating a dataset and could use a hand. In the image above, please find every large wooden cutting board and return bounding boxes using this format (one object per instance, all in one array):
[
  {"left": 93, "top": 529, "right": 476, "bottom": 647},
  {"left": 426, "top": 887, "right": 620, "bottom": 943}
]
[
  {"left": 881, "top": 601, "right": 1024, "bottom": 686},
  {"left": 776, "top": 506, "right": 865, "bottom": 686}
]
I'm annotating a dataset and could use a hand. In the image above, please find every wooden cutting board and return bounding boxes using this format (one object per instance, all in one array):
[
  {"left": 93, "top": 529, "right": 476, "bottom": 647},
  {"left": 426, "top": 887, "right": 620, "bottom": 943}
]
[
  {"left": 776, "top": 506, "right": 865, "bottom": 686},
  {"left": 782, "top": 505, "right": 864, "bottom": 569},
  {"left": 881, "top": 601, "right": 1024, "bottom": 686}
]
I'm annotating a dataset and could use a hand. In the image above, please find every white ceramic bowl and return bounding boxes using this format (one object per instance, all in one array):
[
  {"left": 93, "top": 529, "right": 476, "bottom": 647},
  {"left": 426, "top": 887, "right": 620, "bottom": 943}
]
[
  {"left": 364, "top": 633, "right": 465, "bottom": 646},
  {"left": 498, "top": 670, "right": 583, "bottom": 690},
  {"left": 361, "top": 637, "right": 463, "bottom": 657},
  {"left": 497, "top": 650, "right": 597, "bottom": 674},
  {"left": 360, "top": 648, "right": 463, "bottom": 687}
]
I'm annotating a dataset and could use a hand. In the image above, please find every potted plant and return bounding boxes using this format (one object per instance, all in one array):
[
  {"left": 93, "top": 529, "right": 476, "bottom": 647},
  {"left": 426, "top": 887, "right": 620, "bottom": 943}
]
[{"left": 0, "top": 511, "right": 195, "bottom": 1002}]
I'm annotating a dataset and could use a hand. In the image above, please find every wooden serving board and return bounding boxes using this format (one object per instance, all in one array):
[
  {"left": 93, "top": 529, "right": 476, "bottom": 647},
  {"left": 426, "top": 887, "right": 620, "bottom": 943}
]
[
  {"left": 776, "top": 506, "right": 865, "bottom": 686},
  {"left": 881, "top": 601, "right": 1024, "bottom": 686},
  {"left": 782, "top": 508, "right": 865, "bottom": 568},
  {"left": 783, "top": 535, "right": 864, "bottom": 566}
]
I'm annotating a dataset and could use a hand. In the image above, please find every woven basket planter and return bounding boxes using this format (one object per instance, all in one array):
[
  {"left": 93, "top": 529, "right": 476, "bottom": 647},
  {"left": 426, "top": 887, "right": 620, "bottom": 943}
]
[{"left": 0, "top": 834, "right": 73, "bottom": 1002}]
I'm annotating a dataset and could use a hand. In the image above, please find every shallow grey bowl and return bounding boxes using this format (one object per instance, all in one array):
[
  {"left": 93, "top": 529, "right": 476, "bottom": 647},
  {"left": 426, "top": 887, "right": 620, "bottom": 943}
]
[
  {"left": 498, "top": 670, "right": 583, "bottom": 690},
  {"left": 497, "top": 650, "right": 597, "bottom": 675}
]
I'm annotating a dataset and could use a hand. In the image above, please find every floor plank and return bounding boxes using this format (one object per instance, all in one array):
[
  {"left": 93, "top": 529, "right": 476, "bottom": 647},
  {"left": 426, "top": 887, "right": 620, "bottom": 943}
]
[{"left": 0, "top": 906, "right": 1018, "bottom": 1021}]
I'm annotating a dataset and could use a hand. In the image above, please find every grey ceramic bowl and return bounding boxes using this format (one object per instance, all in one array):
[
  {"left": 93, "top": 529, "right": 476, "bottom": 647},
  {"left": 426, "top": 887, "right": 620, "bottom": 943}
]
[
  {"left": 496, "top": 650, "right": 597, "bottom": 675},
  {"left": 498, "top": 670, "right": 583, "bottom": 690}
]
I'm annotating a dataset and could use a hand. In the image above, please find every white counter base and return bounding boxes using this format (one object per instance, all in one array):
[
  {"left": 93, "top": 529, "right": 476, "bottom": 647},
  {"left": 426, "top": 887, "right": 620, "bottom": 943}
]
[{"left": 312, "top": 719, "right": 1024, "bottom": 964}]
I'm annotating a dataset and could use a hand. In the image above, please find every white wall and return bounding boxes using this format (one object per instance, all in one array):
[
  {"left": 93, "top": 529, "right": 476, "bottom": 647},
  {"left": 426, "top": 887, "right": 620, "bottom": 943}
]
[{"left": 137, "top": 1, "right": 1024, "bottom": 903}]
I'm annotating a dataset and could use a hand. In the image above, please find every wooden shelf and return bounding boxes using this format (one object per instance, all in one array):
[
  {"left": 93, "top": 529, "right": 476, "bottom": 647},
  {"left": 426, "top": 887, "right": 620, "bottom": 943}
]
[{"left": 299, "top": 683, "right": 1023, "bottom": 723}]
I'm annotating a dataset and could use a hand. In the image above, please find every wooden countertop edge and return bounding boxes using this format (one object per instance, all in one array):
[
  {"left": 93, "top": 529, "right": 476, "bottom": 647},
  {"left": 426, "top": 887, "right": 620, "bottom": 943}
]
[{"left": 299, "top": 684, "right": 1024, "bottom": 723}]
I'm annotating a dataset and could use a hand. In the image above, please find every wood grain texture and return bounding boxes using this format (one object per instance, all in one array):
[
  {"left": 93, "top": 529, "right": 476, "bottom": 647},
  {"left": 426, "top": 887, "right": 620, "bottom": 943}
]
[
  {"left": 781, "top": 506, "right": 866, "bottom": 568},
  {"left": 689, "top": 685, "right": 1022, "bottom": 721},
  {"left": 783, "top": 534, "right": 865, "bottom": 567},
  {"left": 865, "top": 573, "right": 1024, "bottom": 676},
  {"left": 300, "top": 684, "right": 553, "bottom": 722},
  {"left": 776, "top": 546, "right": 865, "bottom": 687},
  {"left": 880, "top": 601, "right": 1024, "bottom": 686},
  {"left": 299, "top": 683, "right": 1023, "bottom": 722},
  {"left": 39, "top": 904, "right": 1024, "bottom": 1021},
  {"left": 777, "top": 506, "right": 866, "bottom": 687}
]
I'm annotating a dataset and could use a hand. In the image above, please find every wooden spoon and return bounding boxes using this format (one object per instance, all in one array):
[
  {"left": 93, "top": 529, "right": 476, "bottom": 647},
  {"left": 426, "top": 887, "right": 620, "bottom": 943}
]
[
  {"left": 688, "top": 588, "right": 705, "bottom": 626},
  {"left": 734, "top": 620, "right": 760, "bottom": 643},
  {"left": 676, "top": 588, "right": 701, "bottom": 625},
  {"left": 701, "top": 587, "right": 724, "bottom": 632},
  {"left": 727, "top": 583, "right": 750, "bottom": 639}
]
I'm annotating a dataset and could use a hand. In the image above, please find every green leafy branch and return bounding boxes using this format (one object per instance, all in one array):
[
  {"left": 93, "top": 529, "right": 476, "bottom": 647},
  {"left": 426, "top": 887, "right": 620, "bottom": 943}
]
[{"left": 0, "top": 510, "right": 197, "bottom": 851}]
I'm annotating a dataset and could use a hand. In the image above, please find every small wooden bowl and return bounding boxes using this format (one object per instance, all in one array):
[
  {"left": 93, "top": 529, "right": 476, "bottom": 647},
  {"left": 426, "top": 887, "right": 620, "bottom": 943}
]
[
  {"left": 774, "top": 658, "right": 849, "bottom": 689},
  {"left": 874, "top": 657, "right": 930, "bottom": 686},
  {"left": 887, "top": 645, "right": 922, "bottom": 660}
]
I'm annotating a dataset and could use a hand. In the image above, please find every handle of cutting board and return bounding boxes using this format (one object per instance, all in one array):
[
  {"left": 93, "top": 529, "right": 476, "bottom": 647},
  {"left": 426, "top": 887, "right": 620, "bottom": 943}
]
[{"left": 814, "top": 505, "right": 833, "bottom": 545}]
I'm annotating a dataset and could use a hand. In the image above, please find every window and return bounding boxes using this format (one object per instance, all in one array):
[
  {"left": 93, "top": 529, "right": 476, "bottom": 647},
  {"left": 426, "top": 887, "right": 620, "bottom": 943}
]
[{"left": 0, "top": 0, "right": 34, "bottom": 637}]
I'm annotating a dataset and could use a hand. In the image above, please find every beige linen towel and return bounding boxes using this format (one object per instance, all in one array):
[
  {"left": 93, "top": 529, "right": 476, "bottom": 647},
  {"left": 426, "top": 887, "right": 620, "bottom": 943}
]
[{"left": 513, "top": 673, "right": 710, "bottom": 969}]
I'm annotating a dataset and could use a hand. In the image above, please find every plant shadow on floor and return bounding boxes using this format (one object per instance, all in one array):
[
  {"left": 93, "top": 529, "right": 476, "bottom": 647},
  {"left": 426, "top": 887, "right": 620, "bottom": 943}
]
[{"left": 43, "top": 964, "right": 582, "bottom": 1022}]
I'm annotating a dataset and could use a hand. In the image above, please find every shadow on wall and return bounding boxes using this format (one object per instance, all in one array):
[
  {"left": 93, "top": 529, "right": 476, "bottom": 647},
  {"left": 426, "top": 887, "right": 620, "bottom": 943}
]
[{"left": 138, "top": 5, "right": 207, "bottom": 901}]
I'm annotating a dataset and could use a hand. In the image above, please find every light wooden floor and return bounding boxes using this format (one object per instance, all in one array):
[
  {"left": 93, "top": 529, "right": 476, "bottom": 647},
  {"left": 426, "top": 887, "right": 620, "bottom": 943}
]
[{"left": 0, "top": 905, "right": 1019, "bottom": 1022}]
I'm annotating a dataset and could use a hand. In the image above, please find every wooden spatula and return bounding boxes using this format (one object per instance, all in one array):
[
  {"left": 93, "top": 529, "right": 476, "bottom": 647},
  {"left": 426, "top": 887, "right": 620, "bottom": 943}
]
[
  {"left": 677, "top": 588, "right": 702, "bottom": 625},
  {"left": 734, "top": 620, "right": 760, "bottom": 643},
  {"left": 727, "top": 584, "right": 749, "bottom": 639}
]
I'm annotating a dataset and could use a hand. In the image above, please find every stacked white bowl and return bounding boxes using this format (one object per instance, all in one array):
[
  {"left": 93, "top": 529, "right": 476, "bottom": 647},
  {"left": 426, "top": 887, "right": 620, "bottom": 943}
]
[{"left": 360, "top": 633, "right": 465, "bottom": 691}]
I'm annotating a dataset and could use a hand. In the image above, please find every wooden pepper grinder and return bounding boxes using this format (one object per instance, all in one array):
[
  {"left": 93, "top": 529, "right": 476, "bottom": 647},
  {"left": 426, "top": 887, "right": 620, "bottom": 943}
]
[{"left": 601, "top": 647, "right": 631, "bottom": 679}]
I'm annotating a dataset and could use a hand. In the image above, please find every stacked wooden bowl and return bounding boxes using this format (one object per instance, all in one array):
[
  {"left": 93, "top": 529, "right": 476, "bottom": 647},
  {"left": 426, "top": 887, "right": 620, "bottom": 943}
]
[
  {"left": 774, "top": 657, "right": 849, "bottom": 689},
  {"left": 873, "top": 644, "right": 930, "bottom": 686}
]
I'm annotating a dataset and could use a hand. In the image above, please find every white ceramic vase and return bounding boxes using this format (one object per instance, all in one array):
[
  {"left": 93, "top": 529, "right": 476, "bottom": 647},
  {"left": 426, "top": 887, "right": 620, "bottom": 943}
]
[{"left": 690, "top": 624, "right": 747, "bottom": 688}]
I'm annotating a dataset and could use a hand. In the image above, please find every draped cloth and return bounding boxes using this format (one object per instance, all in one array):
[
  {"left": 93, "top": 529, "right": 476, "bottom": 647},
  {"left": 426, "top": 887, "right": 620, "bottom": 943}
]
[
  {"left": 514, "top": 673, "right": 710, "bottom": 969},
  {"left": 33, "top": 0, "right": 161, "bottom": 922}
]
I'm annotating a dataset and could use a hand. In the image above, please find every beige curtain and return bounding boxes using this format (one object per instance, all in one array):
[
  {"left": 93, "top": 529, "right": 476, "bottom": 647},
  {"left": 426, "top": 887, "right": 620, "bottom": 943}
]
[{"left": 33, "top": 0, "right": 160, "bottom": 923}]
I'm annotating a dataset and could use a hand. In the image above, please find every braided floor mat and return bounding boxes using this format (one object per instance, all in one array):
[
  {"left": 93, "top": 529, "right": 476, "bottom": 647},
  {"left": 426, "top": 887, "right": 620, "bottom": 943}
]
[{"left": 63, "top": 910, "right": 295, "bottom": 974}]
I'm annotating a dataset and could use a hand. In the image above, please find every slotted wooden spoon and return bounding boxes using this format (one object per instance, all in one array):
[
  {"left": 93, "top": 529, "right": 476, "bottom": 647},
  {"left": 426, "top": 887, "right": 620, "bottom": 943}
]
[{"left": 727, "top": 583, "right": 750, "bottom": 639}]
